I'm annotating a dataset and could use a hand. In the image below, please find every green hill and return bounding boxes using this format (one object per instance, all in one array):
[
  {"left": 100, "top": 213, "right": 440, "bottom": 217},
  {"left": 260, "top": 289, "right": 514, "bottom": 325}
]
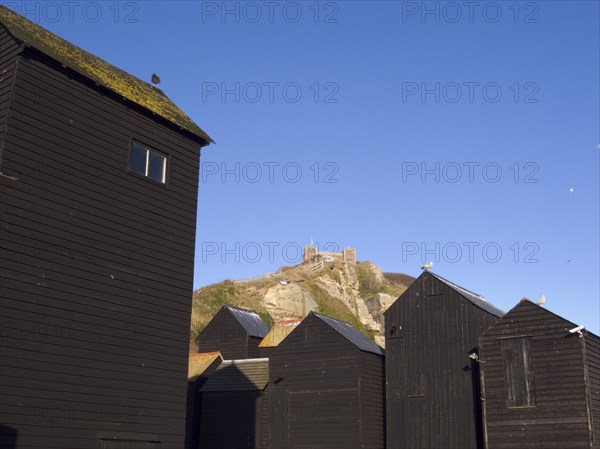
[{"left": 190, "top": 261, "right": 415, "bottom": 350}]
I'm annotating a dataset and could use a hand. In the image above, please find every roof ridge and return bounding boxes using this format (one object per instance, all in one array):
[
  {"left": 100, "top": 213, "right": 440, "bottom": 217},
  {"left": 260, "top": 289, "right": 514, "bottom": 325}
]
[
  {"left": 220, "top": 358, "right": 269, "bottom": 365},
  {"left": 222, "top": 304, "right": 269, "bottom": 338},
  {"left": 225, "top": 304, "right": 260, "bottom": 314},
  {"left": 0, "top": 5, "right": 212, "bottom": 143},
  {"left": 189, "top": 351, "right": 221, "bottom": 358},
  {"left": 426, "top": 271, "right": 504, "bottom": 318},
  {"left": 429, "top": 271, "right": 486, "bottom": 299},
  {"left": 311, "top": 312, "right": 384, "bottom": 355}
]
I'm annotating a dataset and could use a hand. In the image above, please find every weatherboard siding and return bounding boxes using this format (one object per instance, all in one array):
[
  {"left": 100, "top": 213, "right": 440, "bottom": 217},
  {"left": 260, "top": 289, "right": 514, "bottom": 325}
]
[
  {"left": 248, "top": 336, "right": 264, "bottom": 359},
  {"left": 268, "top": 313, "right": 385, "bottom": 449},
  {"left": 359, "top": 351, "right": 386, "bottom": 448},
  {"left": 195, "top": 306, "right": 268, "bottom": 360},
  {"left": 385, "top": 272, "right": 500, "bottom": 449},
  {"left": 0, "top": 25, "right": 20, "bottom": 145},
  {"left": 585, "top": 333, "right": 600, "bottom": 448},
  {"left": 196, "top": 309, "right": 253, "bottom": 359},
  {"left": 0, "top": 45, "right": 203, "bottom": 447},
  {"left": 479, "top": 301, "right": 594, "bottom": 449},
  {"left": 199, "top": 391, "right": 266, "bottom": 448},
  {"left": 185, "top": 357, "right": 222, "bottom": 449}
]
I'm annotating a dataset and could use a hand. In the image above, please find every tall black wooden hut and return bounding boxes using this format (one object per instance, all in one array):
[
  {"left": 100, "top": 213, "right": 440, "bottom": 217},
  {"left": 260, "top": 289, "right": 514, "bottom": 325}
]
[
  {"left": 0, "top": 6, "right": 212, "bottom": 447},
  {"left": 268, "top": 311, "right": 385, "bottom": 449},
  {"left": 198, "top": 358, "right": 270, "bottom": 449},
  {"left": 384, "top": 271, "right": 504, "bottom": 449},
  {"left": 196, "top": 305, "right": 270, "bottom": 359},
  {"left": 479, "top": 299, "right": 600, "bottom": 449}
]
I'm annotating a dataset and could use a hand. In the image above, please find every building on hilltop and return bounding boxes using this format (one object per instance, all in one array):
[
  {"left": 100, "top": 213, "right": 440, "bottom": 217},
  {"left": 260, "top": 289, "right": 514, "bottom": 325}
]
[
  {"left": 302, "top": 244, "right": 357, "bottom": 267},
  {"left": 0, "top": 6, "right": 212, "bottom": 447}
]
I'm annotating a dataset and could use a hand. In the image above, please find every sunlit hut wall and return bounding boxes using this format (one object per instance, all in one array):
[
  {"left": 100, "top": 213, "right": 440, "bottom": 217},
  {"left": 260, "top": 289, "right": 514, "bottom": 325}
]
[
  {"left": 384, "top": 271, "right": 504, "bottom": 449},
  {"left": 0, "top": 6, "right": 212, "bottom": 447},
  {"left": 479, "top": 299, "right": 600, "bottom": 449},
  {"left": 195, "top": 305, "right": 270, "bottom": 359},
  {"left": 268, "top": 312, "right": 385, "bottom": 449}
]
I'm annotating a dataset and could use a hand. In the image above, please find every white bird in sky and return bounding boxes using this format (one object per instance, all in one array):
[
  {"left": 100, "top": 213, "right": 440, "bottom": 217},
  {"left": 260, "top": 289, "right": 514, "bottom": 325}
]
[
  {"left": 536, "top": 294, "right": 546, "bottom": 306},
  {"left": 569, "top": 187, "right": 574, "bottom": 194},
  {"left": 421, "top": 261, "right": 433, "bottom": 270}
]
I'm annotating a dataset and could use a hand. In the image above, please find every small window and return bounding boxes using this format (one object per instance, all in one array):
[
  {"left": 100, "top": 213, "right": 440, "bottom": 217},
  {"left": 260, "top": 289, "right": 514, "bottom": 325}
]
[
  {"left": 501, "top": 337, "right": 535, "bottom": 408},
  {"left": 130, "top": 142, "right": 167, "bottom": 183}
]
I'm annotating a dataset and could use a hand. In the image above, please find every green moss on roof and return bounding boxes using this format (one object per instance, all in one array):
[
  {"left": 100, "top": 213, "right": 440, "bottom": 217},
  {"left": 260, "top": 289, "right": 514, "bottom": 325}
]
[{"left": 0, "top": 6, "right": 212, "bottom": 144}]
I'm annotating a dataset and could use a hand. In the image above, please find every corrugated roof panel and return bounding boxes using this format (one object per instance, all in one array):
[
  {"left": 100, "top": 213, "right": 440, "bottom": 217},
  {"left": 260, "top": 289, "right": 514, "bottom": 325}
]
[
  {"left": 200, "top": 358, "right": 269, "bottom": 392},
  {"left": 188, "top": 352, "right": 222, "bottom": 382},
  {"left": 258, "top": 319, "right": 302, "bottom": 348},
  {"left": 225, "top": 305, "right": 270, "bottom": 338},
  {"left": 313, "top": 312, "right": 384, "bottom": 356},
  {"left": 429, "top": 272, "right": 504, "bottom": 317}
]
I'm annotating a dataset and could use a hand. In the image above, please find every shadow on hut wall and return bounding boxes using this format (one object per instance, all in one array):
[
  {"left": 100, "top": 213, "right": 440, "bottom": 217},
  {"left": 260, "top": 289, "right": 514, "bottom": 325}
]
[
  {"left": 197, "top": 362, "right": 266, "bottom": 449},
  {"left": 466, "top": 347, "right": 484, "bottom": 449},
  {"left": 185, "top": 382, "right": 202, "bottom": 449},
  {"left": 0, "top": 423, "right": 18, "bottom": 448}
]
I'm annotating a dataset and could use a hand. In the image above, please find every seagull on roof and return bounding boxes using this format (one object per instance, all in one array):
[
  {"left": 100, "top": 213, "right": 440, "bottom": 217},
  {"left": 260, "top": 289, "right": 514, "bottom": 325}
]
[
  {"left": 421, "top": 261, "right": 433, "bottom": 270},
  {"left": 151, "top": 73, "right": 161, "bottom": 85},
  {"left": 536, "top": 294, "right": 545, "bottom": 306}
]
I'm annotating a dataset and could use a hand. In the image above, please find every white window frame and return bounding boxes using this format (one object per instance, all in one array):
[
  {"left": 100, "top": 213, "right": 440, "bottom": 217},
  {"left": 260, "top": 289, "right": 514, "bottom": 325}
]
[{"left": 130, "top": 142, "right": 168, "bottom": 184}]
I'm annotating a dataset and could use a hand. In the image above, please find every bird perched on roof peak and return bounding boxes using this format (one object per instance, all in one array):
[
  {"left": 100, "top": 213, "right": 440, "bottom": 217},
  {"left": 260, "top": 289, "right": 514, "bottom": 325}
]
[
  {"left": 421, "top": 261, "right": 433, "bottom": 270},
  {"left": 536, "top": 294, "right": 546, "bottom": 306},
  {"left": 151, "top": 73, "right": 161, "bottom": 85}
]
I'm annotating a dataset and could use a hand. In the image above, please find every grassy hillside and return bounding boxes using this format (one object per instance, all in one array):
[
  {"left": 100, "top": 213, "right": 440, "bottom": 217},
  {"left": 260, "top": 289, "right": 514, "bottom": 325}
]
[
  {"left": 190, "top": 278, "right": 277, "bottom": 347},
  {"left": 190, "top": 263, "right": 415, "bottom": 349}
]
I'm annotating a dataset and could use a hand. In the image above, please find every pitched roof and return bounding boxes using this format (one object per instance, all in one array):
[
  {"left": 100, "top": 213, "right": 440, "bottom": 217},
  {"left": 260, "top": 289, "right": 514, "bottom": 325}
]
[
  {"left": 258, "top": 319, "right": 302, "bottom": 348},
  {"left": 484, "top": 298, "right": 599, "bottom": 339},
  {"left": 200, "top": 358, "right": 269, "bottom": 392},
  {"left": 224, "top": 305, "right": 270, "bottom": 338},
  {"left": 0, "top": 6, "right": 212, "bottom": 143},
  {"left": 428, "top": 272, "right": 504, "bottom": 318},
  {"left": 312, "top": 312, "right": 384, "bottom": 356},
  {"left": 188, "top": 352, "right": 222, "bottom": 382}
]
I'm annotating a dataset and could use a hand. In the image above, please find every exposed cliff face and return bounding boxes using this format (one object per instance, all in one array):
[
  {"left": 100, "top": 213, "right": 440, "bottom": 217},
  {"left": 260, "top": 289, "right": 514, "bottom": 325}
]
[
  {"left": 190, "top": 261, "right": 414, "bottom": 348},
  {"left": 263, "top": 282, "right": 318, "bottom": 319}
]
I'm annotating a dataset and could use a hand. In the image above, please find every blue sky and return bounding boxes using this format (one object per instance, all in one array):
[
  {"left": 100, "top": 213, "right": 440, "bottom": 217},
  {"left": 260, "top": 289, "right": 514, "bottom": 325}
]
[{"left": 16, "top": 1, "right": 599, "bottom": 333}]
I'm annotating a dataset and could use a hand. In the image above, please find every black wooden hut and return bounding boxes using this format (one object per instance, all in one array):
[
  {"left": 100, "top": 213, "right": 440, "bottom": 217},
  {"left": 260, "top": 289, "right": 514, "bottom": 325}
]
[
  {"left": 198, "top": 358, "right": 270, "bottom": 449},
  {"left": 384, "top": 271, "right": 504, "bottom": 449},
  {"left": 0, "top": 6, "right": 212, "bottom": 448},
  {"left": 185, "top": 352, "right": 223, "bottom": 449},
  {"left": 196, "top": 305, "right": 270, "bottom": 359},
  {"left": 479, "top": 299, "right": 600, "bottom": 449},
  {"left": 268, "top": 311, "right": 386, "bottom": 449}
]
